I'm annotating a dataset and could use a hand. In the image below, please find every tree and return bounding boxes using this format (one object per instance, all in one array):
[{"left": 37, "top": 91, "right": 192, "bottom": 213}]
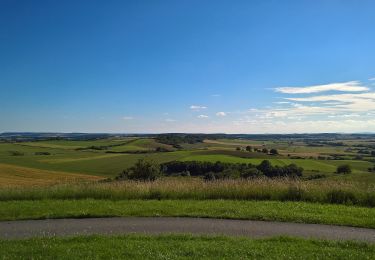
[
  {"left": 270, "top": 148, "right": 278, "bottom": 155},
  {"left": 241, "top": 168, "right": 262, "bottom": 178},
  {"left": 336, "top": 164, "right": 352, "bottom": 174},
  {"left": 236, "top": 147, "right": 241, "bottom": 151},
  {"left": 117, "top": 159, "right": 161, "bottom": 181},
  {"left": 257, "top": 160, "right": 272, "bottom": 174},
  {"left": 245, "top": 146, "right": 252, "bottom": 152},
  {"left": 262, "top": 148, "right": 269, "bottom": 154}
]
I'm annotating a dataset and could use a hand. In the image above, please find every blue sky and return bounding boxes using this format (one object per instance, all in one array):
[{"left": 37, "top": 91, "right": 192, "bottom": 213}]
[{"left": 1, "top": 0, "right": 375, "bottom": 133}]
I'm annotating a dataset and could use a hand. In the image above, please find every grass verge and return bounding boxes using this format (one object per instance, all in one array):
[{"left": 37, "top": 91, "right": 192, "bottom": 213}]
[
  {"left": 2, "top": 199, "right": 375, "bottom": 228},
  {"left": 1, "top": 234, "right": 375, "bottom": 259},
  {"left": 2, "top": 178, "right": 375, "bottom": 207}
]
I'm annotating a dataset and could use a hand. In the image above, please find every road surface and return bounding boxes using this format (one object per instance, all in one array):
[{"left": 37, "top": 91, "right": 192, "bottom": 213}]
[{"left": 1, "top": 217, "right": 375, "bottom": 241}]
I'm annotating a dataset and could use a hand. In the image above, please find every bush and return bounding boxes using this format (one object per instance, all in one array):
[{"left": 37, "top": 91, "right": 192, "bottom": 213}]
[
  {"left": 241, "top": 168, "right": 262, "bottom": 179},
  {"left": 282, "top": 186, "right": 305, "bottom": 201},
  {"left": 270, "top": 148, "right": 278, "bottom": 155},
  {"left": 117, "top": 159, "right": 161, "bottom": 181},
  {"left": 326, "top": 190, "right": 357, "bottom": 205},
  {"left": 8, "top": 151, "right": 24, "bottom": 156},
  {"left": 35, "top": 152, "right": 51, "bottom": 155},
  {"left": 336, "top": 164, "right": 352, "bottom": 174},
  {"left": 204, "top": 172, "right": 216, "bottom": 181}
]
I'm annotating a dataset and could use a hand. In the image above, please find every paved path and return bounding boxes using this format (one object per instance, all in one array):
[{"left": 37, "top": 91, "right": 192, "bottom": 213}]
[{"left": 1, "top": 217, "right": 375, "bottom": 242}]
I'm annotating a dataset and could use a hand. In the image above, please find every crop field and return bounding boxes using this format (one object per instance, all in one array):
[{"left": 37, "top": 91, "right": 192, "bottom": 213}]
[
  {"left": 1, "top": 135, "right": 375, "bottom": 184},
  {"left": 0, "top": 163, "right": 102, "bottom": 187}
]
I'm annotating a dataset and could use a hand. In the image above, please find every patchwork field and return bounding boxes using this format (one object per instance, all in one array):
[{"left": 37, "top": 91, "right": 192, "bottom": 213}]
[
  {"left": 0, "top": 163, "right": 102, "bottom": 187},
  {"left": 1, "top": 135, "right": 375, "bottom": 183},
  {"left": 2, "top": 134, "right": 375, "bottom": 258}
]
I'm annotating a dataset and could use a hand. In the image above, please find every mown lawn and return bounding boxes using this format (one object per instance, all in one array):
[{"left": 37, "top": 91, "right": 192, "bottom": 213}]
[
  {"left": 1, "top": 234, "right": 374, "bottom": 259},
  {"left": 2, "top": 199, "right": 375, "bottom": 228}
]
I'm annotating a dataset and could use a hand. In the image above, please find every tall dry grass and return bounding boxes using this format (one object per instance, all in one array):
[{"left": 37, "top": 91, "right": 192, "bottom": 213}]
[{"left": 1, "top": 178, "right": 375, "bottom": 206}]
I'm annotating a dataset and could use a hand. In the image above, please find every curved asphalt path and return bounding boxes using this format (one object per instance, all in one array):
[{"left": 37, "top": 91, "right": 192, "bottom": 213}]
[{"left": 1, "top": 217, "right": 375, "bottom": 242}]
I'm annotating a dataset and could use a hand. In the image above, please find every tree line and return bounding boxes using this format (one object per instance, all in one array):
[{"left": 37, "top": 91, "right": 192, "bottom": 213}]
[{"left": 117, "top": 159, "right": 304, "bottom": 181}]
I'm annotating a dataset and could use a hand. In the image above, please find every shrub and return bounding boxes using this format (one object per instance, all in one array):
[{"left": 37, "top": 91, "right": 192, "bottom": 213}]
[
  {"left": 336, "top": 164, "right": 352, "bottom": 174},
  {"left": 204, "top": 172, "right": 216, "bottom": 181},
  {"left": 270, "top": 148, "right": 279, "bottom": 155},
  {"left": 35, "top": 152, "right": 51, "bottom": 155},
  {"left": 282, "top": 186, "right": 305, "bottom": 201},
  {"left": 8, "top": 151, "right": 24, "bottom": 156},
  {"left": 326, "top": 190, "right": 357, "bottom": 205},
  {"left": 241, "top": 168, "right": 262, "bottom": 179},
  {"left": 117, "top": 159, "right": 161, "bottom": 181}
]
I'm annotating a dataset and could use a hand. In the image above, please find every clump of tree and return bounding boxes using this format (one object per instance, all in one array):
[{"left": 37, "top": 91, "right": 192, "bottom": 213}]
[
  {"left": 35, "top": 152, "right": 51, "bottom": 155},
  {"left": 161, "top": 160, "right": 303, "bottom": 179},
  {"left": 336, "top": 164, "right": 352, "bottom": 174},
  {"left": 155, "top": 147, "right": 170, "bottom": 152},
  {"left": 8, "top": 151, "right": 24, "bottom": 156},
  {"left": 256, "top": 160, "right": 303, "bottom": 178},
  {"left": 116, "top": 159, "right": 161, "bottom": 181},
  {"left": 156, "top": 134, "right": 204, "bottom": 147},
  {"left": 270, "top": 148, "right": 279, "bottom": 155}
]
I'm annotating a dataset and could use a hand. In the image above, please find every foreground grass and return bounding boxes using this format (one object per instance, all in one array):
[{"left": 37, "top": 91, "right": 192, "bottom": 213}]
[
  {"left": 1, "top": 234, "right": 375, "bottom": 259},
  {"left": 2, "top": 199, "right": 375, "bottom": 228},
  {"left": 2, "top": 178, "right": 375, "bottom": 207}
]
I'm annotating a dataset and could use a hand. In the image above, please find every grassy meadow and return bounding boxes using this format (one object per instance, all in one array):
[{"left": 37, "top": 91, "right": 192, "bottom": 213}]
[
  {"left": 2, "top": 235, "right": 375, "bottom": 259},
  {"left": 2, "top": 135, "right": 375, "bottom": 258},
  {"left": 1, "top": 136, "right": 375, "bottom": 185},
  {"left": 2, "top": 199, "right": 375, "bottom": 228},
  {"left": 1, "top": 135, "right": 375, "bottom": 226}
]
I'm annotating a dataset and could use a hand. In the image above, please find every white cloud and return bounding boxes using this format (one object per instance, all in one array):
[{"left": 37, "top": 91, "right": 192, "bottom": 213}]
[
  {"left": 115, "top": 79, "right": 375, "bottom": 133},
  {"left": 122, "top": 116, "right": 133, "bottom": 120},
  {"left": 211, "top": 94, "right": 221, "bottom": 97},
  {"left": 275, "top": 81, "right": 369, "bottom": 94},
  {"left": 216, "top": 112, "right": 227, "bottom": 117},
  {"left": 369, "top": 77, "right": 375, "bottom": 81},
  {"left": 190, "top": 105, "right": 207, "bottom": 111}
]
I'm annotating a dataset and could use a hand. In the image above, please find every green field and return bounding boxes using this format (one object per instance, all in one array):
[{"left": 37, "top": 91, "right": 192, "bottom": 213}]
[
  {"left": 1, "top": 137, "right": 375, "bottom": 184},
  {"left": 2, "top": 199, "right": 375, "bottom": 228},
  {"left": 180, "top": 154, "right": 371, "bottom": 175},
  {"left": 0, "top": 138, "right": 375, "bottom": 179},
  {"left": 2, "top": 136, "right": 375, "bottom": 257},
  {"left": 2, "top": 235, "right": 374, "bottom": 259}
]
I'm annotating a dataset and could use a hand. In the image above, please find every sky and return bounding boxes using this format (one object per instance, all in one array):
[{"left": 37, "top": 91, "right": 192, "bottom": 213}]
[{"left": 1, "top": 0, "right": 375, "bottom": 134}]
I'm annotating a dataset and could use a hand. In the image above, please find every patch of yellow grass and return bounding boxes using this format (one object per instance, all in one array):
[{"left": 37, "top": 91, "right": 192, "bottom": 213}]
[
  {"left": 0, "top": 163, "right": 103, "bottom": 187},
  {"left": 39, "top": 154, "right": 125, "bottom": 164}
]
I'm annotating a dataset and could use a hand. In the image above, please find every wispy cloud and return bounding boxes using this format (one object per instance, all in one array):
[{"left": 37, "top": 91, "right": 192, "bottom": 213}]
[
  {"left": 122, "top": 116, "right": 133, "bottom": 120},
  {"left": 242, "top": 79, "right": 375, "bottom": 129},
  {"left": 165, "top": 118, "right": 176, "bottom": 122},
  {"left": 190, "top": 105, "right": 207, "bottom": 111},
  {"left": 369, "top": 77, "right": 375, "bottom": 81},
  {"left": 216, "top": 112, "right": 227, "bottom": 117},
  {"left": 197, "top": 114, "right": 209, "bottom": 118},
  {"left": 275, "top": 81, "right": 369, "bottom": 94}
]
